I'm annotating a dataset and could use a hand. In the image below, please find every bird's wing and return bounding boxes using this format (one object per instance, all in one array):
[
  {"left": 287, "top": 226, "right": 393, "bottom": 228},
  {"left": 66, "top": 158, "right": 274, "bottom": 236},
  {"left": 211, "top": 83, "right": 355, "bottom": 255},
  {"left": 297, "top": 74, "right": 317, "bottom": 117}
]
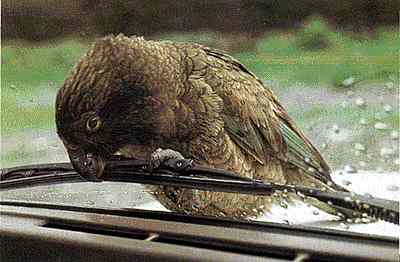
[{"left": 185, "top": 45, "right": 332, "bottom": 183}]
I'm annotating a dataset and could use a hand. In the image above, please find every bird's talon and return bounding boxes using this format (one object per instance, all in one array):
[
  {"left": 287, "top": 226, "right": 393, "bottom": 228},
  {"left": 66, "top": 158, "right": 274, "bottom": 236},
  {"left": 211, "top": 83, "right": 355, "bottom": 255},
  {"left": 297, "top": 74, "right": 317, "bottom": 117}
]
[{"left": 149, "top": 148, "right": 187, "bottom": 170}]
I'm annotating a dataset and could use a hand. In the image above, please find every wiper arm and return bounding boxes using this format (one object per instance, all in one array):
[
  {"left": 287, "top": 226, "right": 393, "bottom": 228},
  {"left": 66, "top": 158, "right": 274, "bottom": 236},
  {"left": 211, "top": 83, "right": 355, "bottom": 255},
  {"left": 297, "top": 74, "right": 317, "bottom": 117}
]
[{"left": 0, "top": 160, "right": 398, "bottom": 225}]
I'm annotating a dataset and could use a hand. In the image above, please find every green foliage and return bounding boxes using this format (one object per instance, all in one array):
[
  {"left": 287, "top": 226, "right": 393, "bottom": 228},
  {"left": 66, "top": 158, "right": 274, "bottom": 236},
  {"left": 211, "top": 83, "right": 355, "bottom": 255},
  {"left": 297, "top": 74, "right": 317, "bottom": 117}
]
[
  {"left": 235, "top": 20, "right": 398, "bottom": 88},
  {"left": 295, "top": 16, "right": 337, "bottom": 51},
  {"left": 1, "top": 86, "right": 56, "bottom": 134},
  {"left": 1, "top": 23, "right": 398, "bottom": 136},
  {"left": 2, "top": 39, "right": 87, "bottom": 88},
  {"left": 1, "top": 40, "right": 88, "bottom": 134},
  {"left": 157, "top": 32, "right": 219, "bottom": 48}
]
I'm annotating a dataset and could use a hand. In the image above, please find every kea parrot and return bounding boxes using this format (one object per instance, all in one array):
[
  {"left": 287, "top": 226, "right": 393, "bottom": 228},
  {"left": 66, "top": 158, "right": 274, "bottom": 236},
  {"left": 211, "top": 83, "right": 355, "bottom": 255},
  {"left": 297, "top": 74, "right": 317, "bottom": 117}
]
[{"left": 56, "top": 34, "right": 354, "bottom": 219}]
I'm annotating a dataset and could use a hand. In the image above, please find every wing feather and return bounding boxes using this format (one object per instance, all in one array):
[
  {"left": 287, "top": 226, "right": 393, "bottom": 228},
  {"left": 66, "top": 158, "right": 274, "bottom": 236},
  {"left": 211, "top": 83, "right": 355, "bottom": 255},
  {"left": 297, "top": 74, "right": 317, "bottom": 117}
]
[{"left": 185, "top": 44, "right": 333, "bottom": 183}]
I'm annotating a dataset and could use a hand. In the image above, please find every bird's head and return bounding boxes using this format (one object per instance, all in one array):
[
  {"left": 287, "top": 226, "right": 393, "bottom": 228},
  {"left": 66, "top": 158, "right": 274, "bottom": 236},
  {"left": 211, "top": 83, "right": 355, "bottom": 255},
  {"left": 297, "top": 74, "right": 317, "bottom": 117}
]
[{"left": 55, "top": 35, "right": 166, "bottom": 181}]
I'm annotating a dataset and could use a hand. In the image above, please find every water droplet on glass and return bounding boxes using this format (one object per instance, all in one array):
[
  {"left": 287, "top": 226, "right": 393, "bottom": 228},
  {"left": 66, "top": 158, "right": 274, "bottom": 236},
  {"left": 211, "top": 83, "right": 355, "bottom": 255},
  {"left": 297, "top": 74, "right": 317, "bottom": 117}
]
[
  {"left": 361, "top": 218, "right": 371, "bottom": 223},
  {"left": 340, "top": 222, "right": 350, "bottom": 229},
  {"left": 386, "top": 185, "right": 399, "bottom": 191},
  {"left": 344, "top": 196, "right": 352, "bottom": 202},
  {"left": 355, "top": 97, "right": 366, "bottom": 107},
  {"left": 374, "top": 122, "right": 388, "bottom": 130},
  {"left": 390, "top": 131, "right": 399, "bottom": 140},
  {"left": 354, "top": 143, "right": 366, "bottom": 152},
  {"left": 383, "top": 104, "right": 392, "bottom": 113},
  {"left": 296, "top": 191, "right": 306, "bottom": 198},
  {"left": 342, "top": 180, "right": 352, "bottom": 186},
  {"left": 384, "top": 82, "right": 394, "bottom": 89},
  {"left": 344, "top": 165, "right": 357, "bottom": 174},
  {"left": 332, "top": 124, "right": 340, "bottom": 134},
  {"left": 342, "top": 77, "right": 355, "bottom": 87},
  {"left": 380, "top": 147, "right": 394, "bottom": 158},
  {"left": 359, "top": 118, "right": 368, "bottom": 125}
]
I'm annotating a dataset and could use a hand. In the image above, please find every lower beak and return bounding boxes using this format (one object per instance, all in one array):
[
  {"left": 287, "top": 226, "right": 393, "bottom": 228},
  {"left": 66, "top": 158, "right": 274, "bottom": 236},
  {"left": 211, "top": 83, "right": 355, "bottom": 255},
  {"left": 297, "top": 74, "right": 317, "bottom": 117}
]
[{"left": 68, "top": 149, "right": 105, "bottom": 182}]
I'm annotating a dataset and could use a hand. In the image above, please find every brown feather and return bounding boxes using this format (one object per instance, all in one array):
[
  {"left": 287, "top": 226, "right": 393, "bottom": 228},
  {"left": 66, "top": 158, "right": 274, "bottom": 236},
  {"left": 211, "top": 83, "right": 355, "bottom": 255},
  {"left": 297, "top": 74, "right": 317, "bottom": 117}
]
[{"left": 56, "top": 35, "right": 350, "bottom": 220}]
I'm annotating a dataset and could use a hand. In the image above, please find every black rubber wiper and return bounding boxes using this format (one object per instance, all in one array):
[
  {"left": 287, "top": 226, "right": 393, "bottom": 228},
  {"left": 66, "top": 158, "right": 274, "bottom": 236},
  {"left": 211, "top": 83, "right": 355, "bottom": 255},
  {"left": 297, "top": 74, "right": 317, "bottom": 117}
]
[{"left": 0, "top": 160, "right": 398, "bottom": 225}]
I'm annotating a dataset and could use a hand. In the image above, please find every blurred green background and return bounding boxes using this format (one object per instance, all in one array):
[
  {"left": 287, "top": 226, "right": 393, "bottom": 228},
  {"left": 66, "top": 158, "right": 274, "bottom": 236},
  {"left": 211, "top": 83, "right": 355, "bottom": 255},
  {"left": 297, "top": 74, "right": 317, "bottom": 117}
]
[{"left": 1, "top": 1, "right": 399, "bottom": 172}]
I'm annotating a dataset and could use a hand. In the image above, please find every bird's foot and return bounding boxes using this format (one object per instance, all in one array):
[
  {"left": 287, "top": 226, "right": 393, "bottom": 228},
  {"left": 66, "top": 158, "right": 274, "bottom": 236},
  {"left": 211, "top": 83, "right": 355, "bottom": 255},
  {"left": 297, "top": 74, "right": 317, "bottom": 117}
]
[{"left": 149, "top": 148, "right": 193, "bottom": 170}]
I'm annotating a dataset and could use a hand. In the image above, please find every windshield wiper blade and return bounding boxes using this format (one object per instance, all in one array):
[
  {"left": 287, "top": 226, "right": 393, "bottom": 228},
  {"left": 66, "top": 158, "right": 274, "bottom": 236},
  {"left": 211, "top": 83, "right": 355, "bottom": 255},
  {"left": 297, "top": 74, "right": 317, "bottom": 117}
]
[
  {"left": 0, "top": 163, "right": 83, "bottom": 188},
  {"left": 0, "top": 163, "right": 74, "bottom": 180},
  {"left": 0, "top": 160, "right": 398, "bottom": 224}
]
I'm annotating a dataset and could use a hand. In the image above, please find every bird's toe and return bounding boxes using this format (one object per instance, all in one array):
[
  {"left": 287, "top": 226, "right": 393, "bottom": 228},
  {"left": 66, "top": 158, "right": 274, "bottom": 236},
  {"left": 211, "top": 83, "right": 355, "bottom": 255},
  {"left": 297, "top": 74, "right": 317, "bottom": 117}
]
[{"left": 150, "top": 148, "right": 185, "bottom": 169}]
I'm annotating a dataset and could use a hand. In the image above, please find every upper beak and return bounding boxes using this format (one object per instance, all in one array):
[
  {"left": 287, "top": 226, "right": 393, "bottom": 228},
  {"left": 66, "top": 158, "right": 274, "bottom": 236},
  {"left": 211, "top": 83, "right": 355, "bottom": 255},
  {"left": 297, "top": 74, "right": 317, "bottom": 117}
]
[{"left": 68, "top": 148, "right": 105, "bottom": 182}]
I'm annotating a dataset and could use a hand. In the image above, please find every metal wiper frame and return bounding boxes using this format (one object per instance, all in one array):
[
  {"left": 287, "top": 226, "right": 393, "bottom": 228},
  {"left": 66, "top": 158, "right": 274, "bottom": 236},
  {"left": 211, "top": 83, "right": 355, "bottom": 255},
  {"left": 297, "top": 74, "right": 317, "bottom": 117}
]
[{"left": 0, "top": 159, "right": 398, "bottom": 224}]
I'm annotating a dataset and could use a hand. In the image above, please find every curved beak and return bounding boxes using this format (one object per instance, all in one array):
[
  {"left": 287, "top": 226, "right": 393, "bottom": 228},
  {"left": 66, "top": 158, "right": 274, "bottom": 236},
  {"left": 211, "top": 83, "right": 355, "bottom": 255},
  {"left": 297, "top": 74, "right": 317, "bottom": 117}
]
[{"left": 68, "top": 148, "right": 105, "bottom": 182}]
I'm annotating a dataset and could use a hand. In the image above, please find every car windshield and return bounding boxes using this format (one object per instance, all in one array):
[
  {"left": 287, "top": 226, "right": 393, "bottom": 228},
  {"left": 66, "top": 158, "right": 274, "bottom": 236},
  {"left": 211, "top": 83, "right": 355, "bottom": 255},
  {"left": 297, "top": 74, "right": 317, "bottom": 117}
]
[{"left": 1, "top": 1, "right": 399, "bottom": 239}]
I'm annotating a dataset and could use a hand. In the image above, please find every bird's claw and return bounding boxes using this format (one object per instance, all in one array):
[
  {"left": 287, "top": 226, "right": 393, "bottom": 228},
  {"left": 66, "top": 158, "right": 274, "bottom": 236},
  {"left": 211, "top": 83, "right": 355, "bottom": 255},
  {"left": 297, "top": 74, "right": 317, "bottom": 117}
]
[{"left": 149, "top": 148, "right": 193, "bottom": 171}]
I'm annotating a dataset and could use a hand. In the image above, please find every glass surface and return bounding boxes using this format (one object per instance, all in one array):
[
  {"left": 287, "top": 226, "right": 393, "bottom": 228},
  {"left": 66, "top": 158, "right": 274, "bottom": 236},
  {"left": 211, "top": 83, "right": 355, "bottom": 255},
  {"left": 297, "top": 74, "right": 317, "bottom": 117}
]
[{"left": 1, "top": 1, "right": 399, "bottom": 238}]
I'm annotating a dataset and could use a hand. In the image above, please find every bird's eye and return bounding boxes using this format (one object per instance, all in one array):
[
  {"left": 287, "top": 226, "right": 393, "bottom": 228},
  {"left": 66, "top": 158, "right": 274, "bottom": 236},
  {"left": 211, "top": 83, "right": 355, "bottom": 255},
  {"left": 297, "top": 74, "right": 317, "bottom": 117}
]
[{"left": 86, "top": 116, "right": 102, "bottom": 132}]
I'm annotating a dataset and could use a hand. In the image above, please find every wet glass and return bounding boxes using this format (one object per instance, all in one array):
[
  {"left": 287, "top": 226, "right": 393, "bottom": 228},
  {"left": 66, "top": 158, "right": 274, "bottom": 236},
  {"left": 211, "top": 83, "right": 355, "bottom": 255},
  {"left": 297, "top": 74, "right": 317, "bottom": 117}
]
[
  {"left": 1, "top": 1, "right": 399, "bottom": 238},
  {"left": 1, "top": 177, "right": 398, "bottom": 237}
]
